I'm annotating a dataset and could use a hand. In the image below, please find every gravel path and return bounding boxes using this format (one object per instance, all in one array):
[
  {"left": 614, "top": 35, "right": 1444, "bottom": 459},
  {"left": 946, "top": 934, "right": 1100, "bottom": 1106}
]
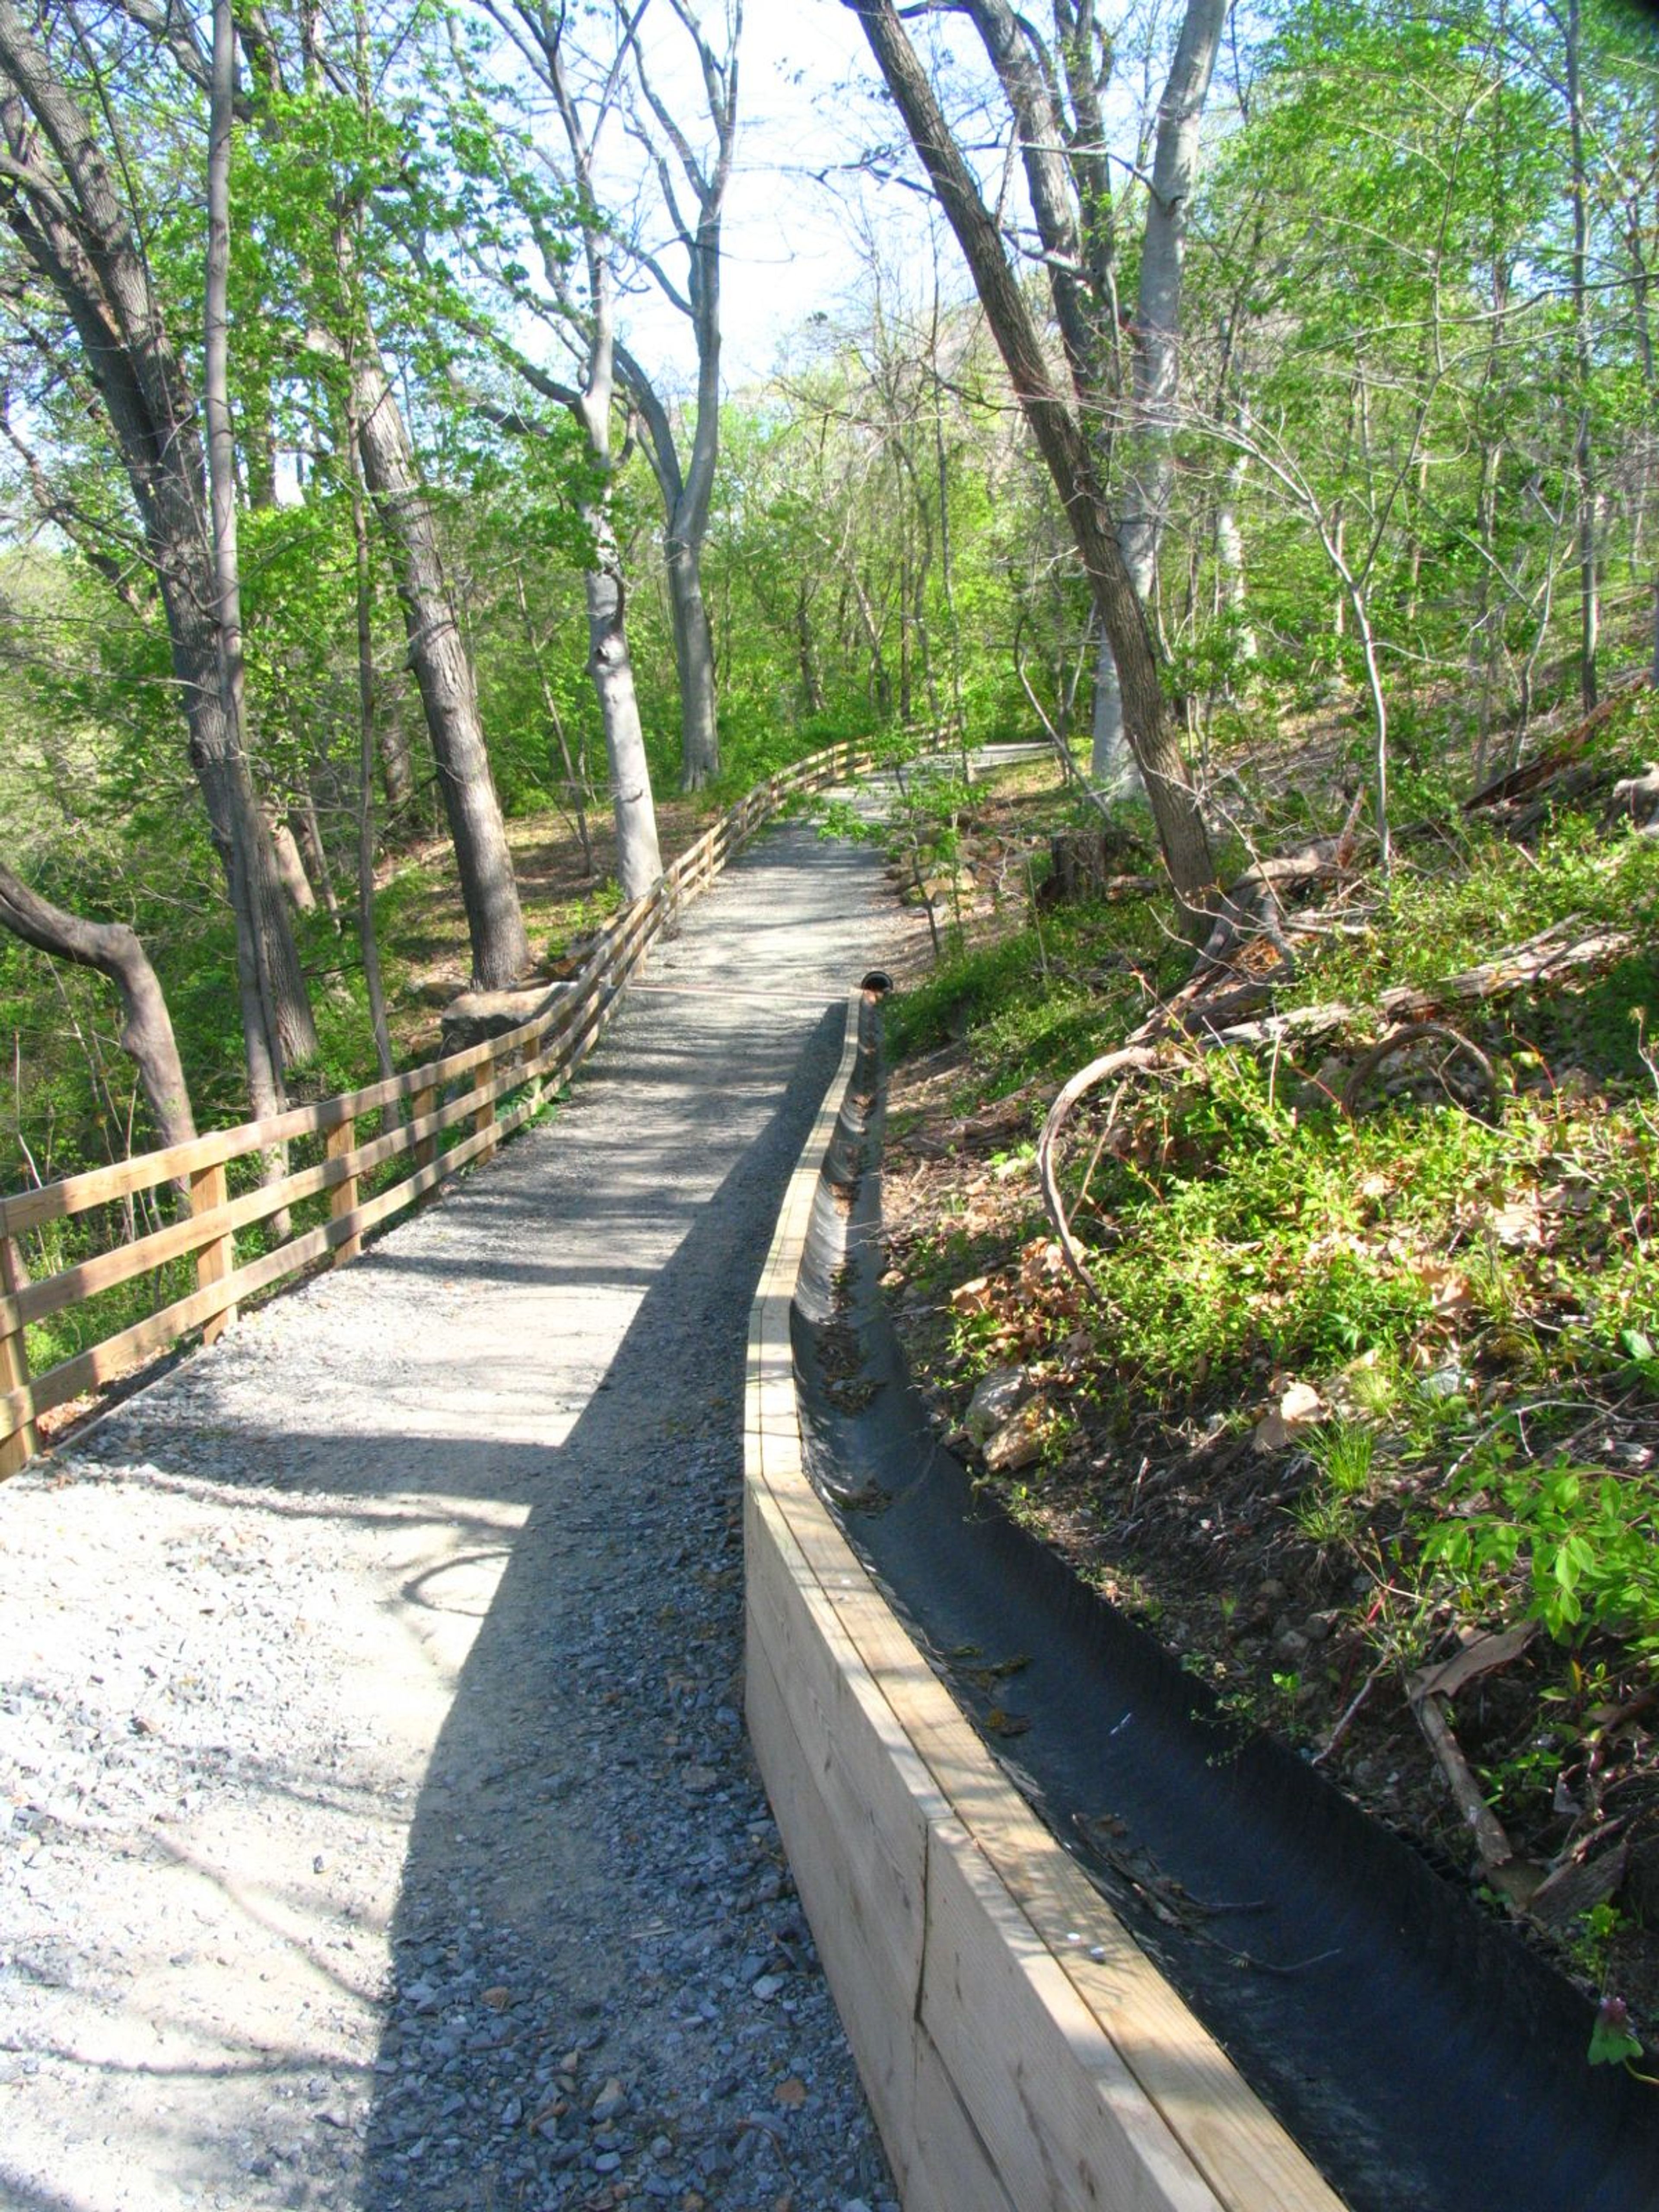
[{"left": 0, "top": 820, "right": 919, "bottom": 2212}]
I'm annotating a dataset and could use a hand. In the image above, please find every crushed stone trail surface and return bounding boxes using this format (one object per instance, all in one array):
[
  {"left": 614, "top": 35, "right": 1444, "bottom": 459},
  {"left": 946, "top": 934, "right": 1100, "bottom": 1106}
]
[{"left": 0, "top": 822, "right": 918, "bottom": 2212}]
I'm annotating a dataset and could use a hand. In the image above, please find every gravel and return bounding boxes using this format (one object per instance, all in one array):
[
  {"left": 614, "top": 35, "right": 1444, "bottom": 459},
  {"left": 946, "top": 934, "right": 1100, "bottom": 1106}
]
[{"left": 0, "top": 819, "right": 918, "bottom": 2212}]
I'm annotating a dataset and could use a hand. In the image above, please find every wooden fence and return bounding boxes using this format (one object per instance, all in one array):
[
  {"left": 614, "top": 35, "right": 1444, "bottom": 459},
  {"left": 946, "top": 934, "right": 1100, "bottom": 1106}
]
[{"left": 0, "top": 741, "right": 871, "bottom": 1477}]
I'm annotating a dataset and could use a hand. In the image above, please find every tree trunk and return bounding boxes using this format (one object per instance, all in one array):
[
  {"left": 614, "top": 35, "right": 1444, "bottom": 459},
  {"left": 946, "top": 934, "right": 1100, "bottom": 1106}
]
[
  {"left": 1565, "top": 0, "right": 1599, "bottom": 712},
  {"left": 348, "top": 422, "right": 397, "bottom": 1095},
  {"left": 379, "top": 693, "right": 416, "bottom": 817},
  {"left": 0, "top": 0, "right": 317, "bottom": 1117},
  {"left": 270, "top": 813, "right": 317, "bottom": 911},
  {"left": 1214, "top": 454, "right": 1254, "bottom": 661},
  {"left": 1088, "top": 633, "right": 1138, "bottom": 794},
  {"left": 582, "top": 506, "right": 663, "bottom": 901},
  {"left": 295, "top": 785, "right": 340, "bottom": 924},
  {"left": 848, "top": 0, "right": 1216, "bottom": 937},
  {"left": 796, "top": 582, "right": 826, "bottom": 714},
  {"left": 0, "top": 863, "right": 197, "bottom": 1150},
  {"left": 513, "top": 564, "right": 593, "bottom": 875},
  {"left": 606, "top": 1, "right": 736, "bottom": 795},
  {"left": 207, "top": 0, "right": 306, "bottom": 1134},
  {"left": 347, "top": 332, "right": 531, "bottom": 987},
  {"left": 1089, "top": 0, "right": 1226, "bottom": 797},
  {"left": 666, "top": 534, "right": 719, "bottom": 789}
]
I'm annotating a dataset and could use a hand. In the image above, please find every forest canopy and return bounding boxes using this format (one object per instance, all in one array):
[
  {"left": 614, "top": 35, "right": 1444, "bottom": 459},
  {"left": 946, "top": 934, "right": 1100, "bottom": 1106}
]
[{"left": 0, "top": 0, "right": 1655, "bottom": 1188}]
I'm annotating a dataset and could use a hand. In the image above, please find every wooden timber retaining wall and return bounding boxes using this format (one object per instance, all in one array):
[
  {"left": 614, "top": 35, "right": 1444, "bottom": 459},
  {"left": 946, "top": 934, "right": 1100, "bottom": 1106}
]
[
  {"left": 0, "top": 741, "right": 871, "bottom": 1477},
  {"left": 744, "top": 992, "right": 1348, "bottom": 2212}
]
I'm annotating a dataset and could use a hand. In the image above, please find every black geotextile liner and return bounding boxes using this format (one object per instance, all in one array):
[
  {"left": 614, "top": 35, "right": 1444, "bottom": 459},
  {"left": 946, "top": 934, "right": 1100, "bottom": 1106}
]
[{"left": 789, "top": 999, "right": 1659, "bottom": 2212}]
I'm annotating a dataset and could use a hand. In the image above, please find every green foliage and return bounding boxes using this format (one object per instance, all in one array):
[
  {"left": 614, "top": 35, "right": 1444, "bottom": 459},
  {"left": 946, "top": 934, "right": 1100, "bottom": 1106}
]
[{"left": 1423, "top": 1446, "right": 1659, "bottom": 1655}]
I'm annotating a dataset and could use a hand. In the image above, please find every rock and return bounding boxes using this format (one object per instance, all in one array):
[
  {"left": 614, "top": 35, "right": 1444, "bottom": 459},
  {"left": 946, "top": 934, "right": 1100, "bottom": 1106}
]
[
  {"left": 982, "top": 1398, "right": 1049, "bottom": 1474},
  {"left": 1613, "top": 762, "right": 1659, "bottom": 829},
  {"left": 544, "top": 930, "right": 607, "bottom": 980},
  {"left": 439, "top": 982, "right": 572, "bottom": 1056},
  {"left": 591, "top": 2076, "right": 627, "bottom": 2123},
  {"left": 1420, "top": 1361, "right": 1468, "bottom": 1401},
  {"left": 750, "top": 1973, "right": 785, "bottom": 2001},
  {"left": 964, "top": 1367, "right": 1029, "bottom": 1444}
]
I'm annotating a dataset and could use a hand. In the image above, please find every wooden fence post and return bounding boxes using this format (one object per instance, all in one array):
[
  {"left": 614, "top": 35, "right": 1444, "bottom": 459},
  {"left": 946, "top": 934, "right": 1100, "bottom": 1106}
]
[
  {"left": 326, "top": 1118, "right": 361, "bottom": 1265},
  {"left": 191, "top": 1162, "right": 237, "bottom": 1346},
  {"left": 0, "top": 1234, "right": 37, "bottom": 1477},
  {"left": 411, "top": 1082, "right": 438, "bottom": 1205},
  {"left": 472, "top": 1059, "right": 499, "bottom": 1166}
]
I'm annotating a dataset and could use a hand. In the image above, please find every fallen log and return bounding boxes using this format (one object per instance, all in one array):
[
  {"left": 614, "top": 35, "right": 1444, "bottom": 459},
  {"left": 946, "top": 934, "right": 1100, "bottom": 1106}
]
[
  {"left": 1464, "top": 674, "right": 1651, "bottom": 814},
  {"left": 1038, "top": 918, "right": 1636, "bottom": 1293},
  {"left": 1377, "top": 919, "right": 1633, "bottom": 1023}
]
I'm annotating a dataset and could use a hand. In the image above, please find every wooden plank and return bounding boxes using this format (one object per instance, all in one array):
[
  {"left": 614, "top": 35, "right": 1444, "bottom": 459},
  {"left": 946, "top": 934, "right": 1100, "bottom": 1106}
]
[
  {"left": 326, "top": 1119, "right": 361, "bottom": 1265},
  {"left": 907, "top": 2020, "right": 1019, "bottom": 2212},
  {"left": 0, "top": 960, "right": 567, "bottom": 1240},
  {"left": 744, "top": 1616, "right": 920, "bottom": 2186},
  {"left": 922, "top": 1817, "right": 1222, "bottom": 2212},
  {"left": 746, "top": 1490, "right": 947, "bottom": 1972},
  {"left": 8, "top": 1105, "right": 404, "bottom": 1334},
  {"left": 0, "top": 1112, "right": 492, "bottom": 1444},
  {"left": 832, "top": 1583, "right": 1342, "bottom": 2212},
  {"left": 756, "top": 1416, "right": 1218, "bottom": 2201},
  {"left": 191, "top": 1162, "right": 237, "bottom": 1348},
  {"left": 0, "top": 1235, "right": 37, "bottom": 1476}
]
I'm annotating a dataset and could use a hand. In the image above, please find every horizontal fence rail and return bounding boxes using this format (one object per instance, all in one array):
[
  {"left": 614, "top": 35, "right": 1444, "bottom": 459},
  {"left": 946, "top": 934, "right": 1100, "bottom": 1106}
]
[{"left": 0, "top": 741, "right": 873, "bottom": 1475}]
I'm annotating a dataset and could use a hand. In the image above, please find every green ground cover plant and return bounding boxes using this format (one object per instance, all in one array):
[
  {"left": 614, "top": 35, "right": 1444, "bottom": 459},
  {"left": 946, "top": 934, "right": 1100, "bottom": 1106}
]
[{"left": 878, "top": 743, "right": 1659, "bottom": 2057}]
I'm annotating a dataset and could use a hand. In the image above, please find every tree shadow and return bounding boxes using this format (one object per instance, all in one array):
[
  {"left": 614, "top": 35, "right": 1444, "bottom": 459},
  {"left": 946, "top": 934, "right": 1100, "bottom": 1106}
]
[{"left": 349, "top": 1000, "right": 879, "bottom": 2209}]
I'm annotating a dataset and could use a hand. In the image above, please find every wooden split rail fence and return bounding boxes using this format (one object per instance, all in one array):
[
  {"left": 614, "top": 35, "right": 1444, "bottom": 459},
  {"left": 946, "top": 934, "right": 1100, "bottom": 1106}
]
[{"left": 0, "top": 741, "right": 872, "bottom": 1477}]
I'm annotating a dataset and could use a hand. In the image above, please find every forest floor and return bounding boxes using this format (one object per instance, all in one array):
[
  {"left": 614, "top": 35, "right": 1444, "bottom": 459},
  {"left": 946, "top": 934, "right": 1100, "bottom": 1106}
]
[
  {"left": 376, "top": 795, "right": 714, "bottom": 1065},
  {"left": 857, "top": 683, "right": 1659, "bottom": 2072}
]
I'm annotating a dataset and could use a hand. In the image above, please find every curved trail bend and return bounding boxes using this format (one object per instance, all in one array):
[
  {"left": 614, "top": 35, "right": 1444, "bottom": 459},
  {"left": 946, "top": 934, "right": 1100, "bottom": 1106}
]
[{"left": 0, "top": 821, "right": 920, "bottom": 2212}]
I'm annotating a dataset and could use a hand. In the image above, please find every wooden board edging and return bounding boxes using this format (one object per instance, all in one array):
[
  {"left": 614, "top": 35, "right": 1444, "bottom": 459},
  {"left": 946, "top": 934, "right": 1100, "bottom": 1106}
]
[{"left": 743, "top": 991, "right": 1348, "bottom": 2212}]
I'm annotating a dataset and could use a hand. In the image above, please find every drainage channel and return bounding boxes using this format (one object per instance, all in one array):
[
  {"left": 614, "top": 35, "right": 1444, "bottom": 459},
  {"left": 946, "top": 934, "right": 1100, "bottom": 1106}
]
[{"left": 791, "top": 1003, "right": 1659, "bottom": 2212}]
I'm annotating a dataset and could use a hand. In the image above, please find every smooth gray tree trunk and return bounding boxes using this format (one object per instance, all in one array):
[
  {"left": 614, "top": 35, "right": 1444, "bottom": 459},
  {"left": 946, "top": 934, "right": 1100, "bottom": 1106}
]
[
  {"left": 611, "top": 7, "right": 739, "bottom": 790},
  {"left": 270, "top": 815, "right": 317, "bottom": 912},
  {"left": 582, "top": 505, "right": 662, "bottom": 900},
  {"left": 849, "top": 0, "right": 1217, "bottom": 936},
  {"left": 1090, "top": 0, "right": 1227, "bottom": 789},
  {"left": 667, "top": 537, "right": 720, "bottom": 788}
]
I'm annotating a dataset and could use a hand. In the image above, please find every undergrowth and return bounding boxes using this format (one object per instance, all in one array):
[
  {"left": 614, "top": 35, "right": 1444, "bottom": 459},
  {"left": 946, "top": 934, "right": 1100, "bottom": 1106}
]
[{"left": 880, "top": 745, "right": 1659, "bottom": 2056}]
